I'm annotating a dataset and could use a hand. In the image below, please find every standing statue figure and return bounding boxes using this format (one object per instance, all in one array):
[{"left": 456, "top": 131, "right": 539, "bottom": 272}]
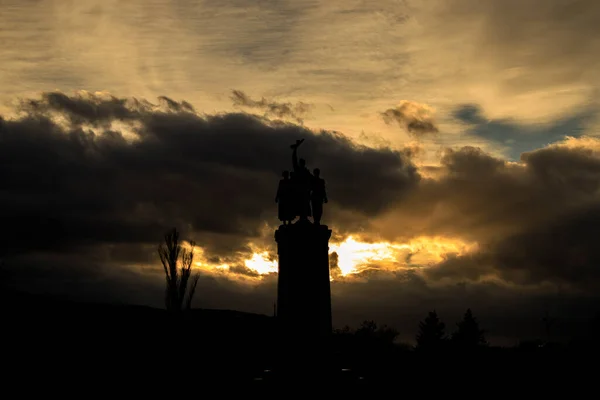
[
  {"left": 275, "top": 170, "right": 294, "bottom": 225},
  {"left": 288, "top": 171, "right": 302, "bottom": 221},
  {"left": 290, "top": 139, "right": 312, "bottom": 221},
  {"left": 310, "top": 168, "right": 328, "bottom": 225}
]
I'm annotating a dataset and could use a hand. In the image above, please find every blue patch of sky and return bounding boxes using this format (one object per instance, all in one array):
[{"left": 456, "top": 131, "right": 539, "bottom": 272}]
[{"left": 452, "top": 104, "right": 597, "bottom": 161}]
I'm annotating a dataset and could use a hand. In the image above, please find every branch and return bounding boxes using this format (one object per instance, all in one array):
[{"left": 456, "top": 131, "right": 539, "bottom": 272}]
[{"left": 185, "top": 274, "right": 200, "bottom": 310}]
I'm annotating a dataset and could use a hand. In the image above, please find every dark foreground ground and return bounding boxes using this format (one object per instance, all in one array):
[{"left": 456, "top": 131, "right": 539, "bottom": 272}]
[{"left": 2, "top": 290, "right": 598, "bottom": 395}]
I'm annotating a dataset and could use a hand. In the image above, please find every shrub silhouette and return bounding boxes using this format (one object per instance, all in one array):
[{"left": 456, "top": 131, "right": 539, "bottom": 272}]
[
  {"left": 158, "top": 228, "right": 200, "bottom": 312},
  {"left": 354, "top": 320, "right": 399, "bottom": 346}
]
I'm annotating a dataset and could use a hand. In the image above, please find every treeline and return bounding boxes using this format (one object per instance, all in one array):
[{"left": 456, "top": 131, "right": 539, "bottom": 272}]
[
  {"left": 415, "top": 308, "right": 486, "bottom": 350},
  {"left": 333, "top": 308, "right": 599, "bottom": 353},
  {"left": 334, "top": 309, "right": 486, "bottom": 351}
]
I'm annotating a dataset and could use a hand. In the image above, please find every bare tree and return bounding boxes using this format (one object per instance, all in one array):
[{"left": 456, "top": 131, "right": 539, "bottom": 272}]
[{"left": 158, "top": 228, "right": 200, "bottom": 312}]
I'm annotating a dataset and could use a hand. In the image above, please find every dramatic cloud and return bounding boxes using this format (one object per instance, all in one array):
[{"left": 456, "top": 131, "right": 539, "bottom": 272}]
[
  {"left": 365, "top": 137, "right": 600, "bottom": 294},
  {"left": 0, "top": 91, "right": 417, "bottom": 263},
  {"left": 3, "top": 91, "right": 600, "bottom": 344},
  {"left": 4, "top": 91, "right": 600, "bottom": 342},
  {"left": 230, "top": 90, "right": 313, "bottom": 124},
  {"left": 381, "top": 101, "right": 438, "bottom": 138},
  {"left": 2, "top": 1, "right": 600, "bottom": 343}
]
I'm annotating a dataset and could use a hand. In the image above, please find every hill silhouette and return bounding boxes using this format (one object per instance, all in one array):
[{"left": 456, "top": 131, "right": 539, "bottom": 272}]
[
  {"left": 2, "top": 288, "right": 276, "bottom": 384},
  {"left": 2, "top": 288, "right": 598, "bottom": 393}
]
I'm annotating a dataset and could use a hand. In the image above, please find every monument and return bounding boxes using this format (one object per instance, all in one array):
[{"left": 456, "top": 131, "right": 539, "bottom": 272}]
[{"left": 274, "top": 139, "right": 332, "bottom": 345}]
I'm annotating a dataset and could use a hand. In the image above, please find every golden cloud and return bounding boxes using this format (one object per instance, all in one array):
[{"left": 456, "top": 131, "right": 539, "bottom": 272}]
[{"left": 190, "top": 235, "right": 479, "bottom": 283}]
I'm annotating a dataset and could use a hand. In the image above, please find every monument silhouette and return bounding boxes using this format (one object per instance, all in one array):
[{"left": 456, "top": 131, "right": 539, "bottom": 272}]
[{"left": 274, "top": 139, "right": 332, "bottom": 348}]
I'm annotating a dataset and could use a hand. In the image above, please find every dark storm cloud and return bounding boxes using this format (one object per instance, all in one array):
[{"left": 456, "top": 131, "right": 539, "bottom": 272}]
[
  {"left": 19, "top": 91, "right": 137, "bottom": 126},
  {"left": 381, "top": 100, "right": 439, "bottom": 138},
  {"left": 491, "top": 203, "right": 600, "bottom": 289},
  {"left": 394, "top": 139, "right": 600, "bottom": 292},
  {"left": 6, "top": 91, "right": 600, "bottom": 343},
  {"left": 378, "top": 133, "right": 600, "bottom": 246},
  {"left": 230, "top": 89, "right": 313, "bottom": 123},
  {"left": 452, "top": 103, "right": 596, "bottom": 160},
  {"left": 426, "top": 201, "right": 600, "bottom": 292},
  {"left": 17, "top": 92, "right": 197, "bottom": 127},
  {"left": 0, "top": 91, "right": 417, "bottom": 263}
]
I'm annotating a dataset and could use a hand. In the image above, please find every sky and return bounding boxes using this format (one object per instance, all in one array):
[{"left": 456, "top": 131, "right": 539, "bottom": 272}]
[{"left": 2, "top": 0, "right": 600, "bottom": 344}]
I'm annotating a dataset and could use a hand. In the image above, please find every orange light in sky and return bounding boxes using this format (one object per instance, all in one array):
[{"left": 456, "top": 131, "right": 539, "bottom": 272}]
[
  {"left": 329, "top": 236, "right": 411, "bottom": 276},
  {"left": 329, "top": 235, "right": 478, "bottom": 276},
  {"left": 243, "top": 251, "right": 277, "bottom": 275},
  {"left": 190, "top": 235, "right": 477, "bottom": 281},
  {"left": 193, "top": 247, "right": 277, "bottom": 279}
]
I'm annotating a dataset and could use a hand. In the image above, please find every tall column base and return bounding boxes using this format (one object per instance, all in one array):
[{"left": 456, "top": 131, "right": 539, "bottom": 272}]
[{"left": 275, "top": 219, "right": 332, "bottom": 345}]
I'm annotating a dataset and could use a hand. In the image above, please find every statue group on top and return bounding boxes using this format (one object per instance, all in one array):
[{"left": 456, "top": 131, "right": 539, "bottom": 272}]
[{"left": 275, "top": 139, "right": 328, "bottom": 225}]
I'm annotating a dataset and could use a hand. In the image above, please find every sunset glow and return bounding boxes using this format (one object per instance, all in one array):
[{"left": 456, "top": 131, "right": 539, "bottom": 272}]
[
  {"left": 193, "top": 247, "right": 277, "bottom": 278},
  {"left": 1, "top": 0, "right": 597, "bottom": 350},
  {"left": 329, "top": 235, "right": 479, "bottom": 276},
  {"left": 191, "top": 235, "right": 478, "bottom": 280},
  {"left": 330, "top": 237, "right": 408, "bottom": 276},
  {"left": 244, "top": 251, "right": 278, "bottom": 275}
]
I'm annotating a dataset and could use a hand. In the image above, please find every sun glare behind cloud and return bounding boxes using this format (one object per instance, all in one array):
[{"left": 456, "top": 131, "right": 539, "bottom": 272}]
[
  {"left": 192, "top": 245, "right": 277, "bottom": 280},
  {"left": 191, "top": 235, "right": 478, "bottom": 281},
  {"left": 329, "top": 235, "right": 479, "bottom": 276},
  {"left": 244, "top": 251, "right": 278, "bottom": 275}
]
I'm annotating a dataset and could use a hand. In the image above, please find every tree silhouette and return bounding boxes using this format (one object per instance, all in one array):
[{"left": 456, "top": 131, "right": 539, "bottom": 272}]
[
  {"left": 416, "top": 310, "right": 446, "bottom": 351},
  {"left": 158, "top": 228, "right": 200, "bottom": 312},
  {"left": 451, "top": 308, "right": 487, "bottom": 348},
  {"left": 541, "top": 311, "right": 555, "bottom": 343},
  {"left": 355, "top": 320, "right": 399, "bottom": 345}
]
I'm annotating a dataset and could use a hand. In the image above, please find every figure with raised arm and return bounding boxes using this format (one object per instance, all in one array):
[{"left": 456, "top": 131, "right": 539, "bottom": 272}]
[
  {"left": 310, "top": 168, "right": 328, "bottom": 225},
  {"left": 290, "top": 139, "right": 312, "bottom": 221}
]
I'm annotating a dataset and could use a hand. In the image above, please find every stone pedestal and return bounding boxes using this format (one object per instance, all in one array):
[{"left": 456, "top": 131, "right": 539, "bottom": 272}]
[{"left": 275, "top": 220, "right": 332, "bottom": 342}]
